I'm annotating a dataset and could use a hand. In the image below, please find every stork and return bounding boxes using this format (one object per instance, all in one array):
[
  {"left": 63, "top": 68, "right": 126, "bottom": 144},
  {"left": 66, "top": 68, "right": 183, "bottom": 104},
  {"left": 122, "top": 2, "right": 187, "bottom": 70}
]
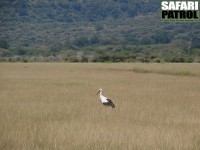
[{"left": 96, "top": 88, "right": 115, "bottom": 108}]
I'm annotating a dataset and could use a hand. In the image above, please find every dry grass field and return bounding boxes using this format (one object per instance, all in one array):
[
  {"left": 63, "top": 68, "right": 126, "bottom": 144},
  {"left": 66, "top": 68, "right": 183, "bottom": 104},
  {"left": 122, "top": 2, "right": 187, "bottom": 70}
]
[{"left": 0, "top": 63, "right": 200, "bottom": 150}]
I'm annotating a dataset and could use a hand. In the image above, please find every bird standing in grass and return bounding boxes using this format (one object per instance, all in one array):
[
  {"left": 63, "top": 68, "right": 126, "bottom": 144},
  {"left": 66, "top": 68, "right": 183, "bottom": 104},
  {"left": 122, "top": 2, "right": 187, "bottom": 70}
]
[{"left": 96, "top": 88, "right": 115, "bottom": 108}]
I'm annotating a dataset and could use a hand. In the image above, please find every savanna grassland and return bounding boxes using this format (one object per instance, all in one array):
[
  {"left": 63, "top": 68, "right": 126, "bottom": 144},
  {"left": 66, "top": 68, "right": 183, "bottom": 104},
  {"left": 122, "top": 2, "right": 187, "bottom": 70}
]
[{"left": 0, "top": 63, "right": 200, "bottom": 150}]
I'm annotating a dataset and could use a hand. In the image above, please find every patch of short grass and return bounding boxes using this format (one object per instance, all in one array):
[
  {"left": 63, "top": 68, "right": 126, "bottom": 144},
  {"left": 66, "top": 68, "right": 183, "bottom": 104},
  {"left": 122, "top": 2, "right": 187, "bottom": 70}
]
[{"left": 132, "top": 67, "right": 199, "bottom": 77}]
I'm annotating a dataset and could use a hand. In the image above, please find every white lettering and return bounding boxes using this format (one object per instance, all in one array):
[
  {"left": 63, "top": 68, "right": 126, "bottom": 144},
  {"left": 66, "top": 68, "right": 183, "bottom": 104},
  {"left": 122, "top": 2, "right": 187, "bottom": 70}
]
[
  {"left": 169, "top": 2, "right": 176, "bottom": 10},
  {"left": 195, "top": 1, "right": 198, "bottom": 10},
  {"left": 180, "top": 2, "right": 187, "bottom": 10},
  {"left": 162, "top": 1, "right": 199, "bottom": 10},
  {"left": 176, "top": 1, "right": 182, "bottom": 10},
  {"left": 161, "top": 1, "right": 168, "bottom": 10},
  {"left": 188, "top": 1, "right": 195, "bottom": 10}
]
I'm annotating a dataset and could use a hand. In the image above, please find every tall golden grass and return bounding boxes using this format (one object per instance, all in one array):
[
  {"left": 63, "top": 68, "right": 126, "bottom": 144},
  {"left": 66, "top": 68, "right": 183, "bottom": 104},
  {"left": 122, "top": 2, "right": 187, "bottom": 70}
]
[{"left": 0, "top": 63, "right": 200, "bottom": 150}]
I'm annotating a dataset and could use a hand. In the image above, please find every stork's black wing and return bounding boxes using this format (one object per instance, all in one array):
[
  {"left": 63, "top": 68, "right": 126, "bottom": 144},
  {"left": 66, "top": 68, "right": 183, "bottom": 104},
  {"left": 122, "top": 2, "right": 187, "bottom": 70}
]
[{"left": 105, "top": 99, "right": 115, "bottom": 108}]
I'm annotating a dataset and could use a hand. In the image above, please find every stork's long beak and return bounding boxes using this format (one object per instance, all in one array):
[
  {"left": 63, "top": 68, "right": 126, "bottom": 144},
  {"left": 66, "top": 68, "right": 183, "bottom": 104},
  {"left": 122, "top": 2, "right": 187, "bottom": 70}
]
[{"left": 96, "top": 90, "right": 100, "bottom": 95}]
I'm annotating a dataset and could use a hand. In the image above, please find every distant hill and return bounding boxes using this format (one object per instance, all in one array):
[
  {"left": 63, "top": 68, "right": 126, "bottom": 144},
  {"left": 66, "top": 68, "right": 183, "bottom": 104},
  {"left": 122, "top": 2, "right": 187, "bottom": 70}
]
[{"left": 0, "top": 0, "right": 200, "bottom": 62}]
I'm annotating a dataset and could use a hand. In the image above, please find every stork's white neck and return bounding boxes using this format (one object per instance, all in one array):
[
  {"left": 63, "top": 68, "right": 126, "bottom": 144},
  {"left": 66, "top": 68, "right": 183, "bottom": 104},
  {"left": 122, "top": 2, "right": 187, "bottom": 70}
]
[
  {"left": 99, "top": 90, "right": 108, "bottom": 103},
  {"left": 99, "top": 91, "right": 102, "bottom": 96}
]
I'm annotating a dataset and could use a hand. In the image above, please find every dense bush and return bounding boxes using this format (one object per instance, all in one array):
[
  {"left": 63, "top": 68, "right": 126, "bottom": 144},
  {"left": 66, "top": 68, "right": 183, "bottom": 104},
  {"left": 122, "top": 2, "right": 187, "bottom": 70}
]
[{"left": 0, "top": 39, "right": 9, "bottom": 49}]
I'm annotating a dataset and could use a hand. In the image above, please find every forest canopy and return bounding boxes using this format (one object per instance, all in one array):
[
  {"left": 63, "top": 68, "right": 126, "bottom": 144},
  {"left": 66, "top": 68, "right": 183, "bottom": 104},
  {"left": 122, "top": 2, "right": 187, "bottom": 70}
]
[{"left": 0, "top": 0, "right": 200, "bottom": 62}]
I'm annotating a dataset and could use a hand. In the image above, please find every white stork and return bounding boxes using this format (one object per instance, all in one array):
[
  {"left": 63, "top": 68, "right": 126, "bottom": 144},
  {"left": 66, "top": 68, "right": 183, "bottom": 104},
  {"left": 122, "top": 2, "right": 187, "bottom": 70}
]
[{"left": 96, "top": 88, "right": 115, "bottom": 108}]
